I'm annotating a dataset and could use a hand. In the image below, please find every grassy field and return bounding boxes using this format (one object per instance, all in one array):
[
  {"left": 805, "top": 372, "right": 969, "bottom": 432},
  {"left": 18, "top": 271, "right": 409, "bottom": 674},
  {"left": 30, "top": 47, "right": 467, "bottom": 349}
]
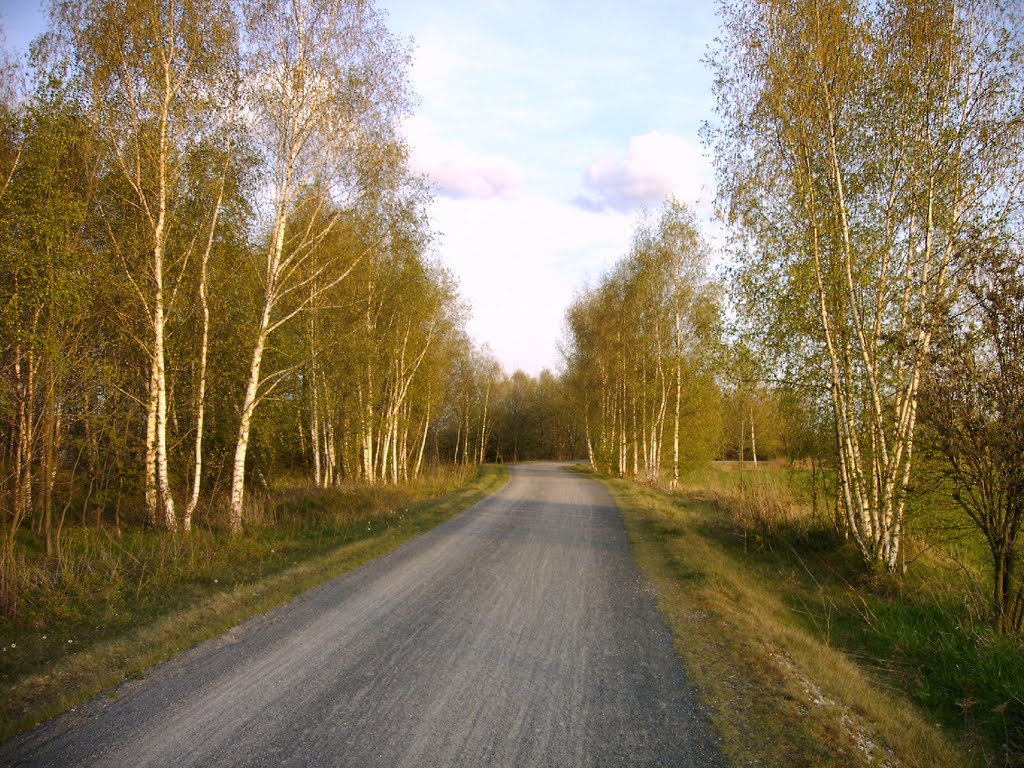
[
  {"left": 1, "top": 464, "right": 508, "bottom": 742},
  {"left": 587, "top": 463, "right": 1021, "bottom": 767}
]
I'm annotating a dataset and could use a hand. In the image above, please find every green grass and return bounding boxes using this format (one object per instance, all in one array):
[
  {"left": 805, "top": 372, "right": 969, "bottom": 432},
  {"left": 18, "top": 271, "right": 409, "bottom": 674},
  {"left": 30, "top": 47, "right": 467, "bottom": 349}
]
[
  {"left": 581, "top": 465, "right": 986, "bottom": 767},
  {"left": 823, "top": 576, "right": 1024, "bottom": 761},
  {"left": 691, "top": 464, "right": 1024, "bottom": 761},
  {"left": 1, "top": 464, "right": 508, "bottom": 741}
]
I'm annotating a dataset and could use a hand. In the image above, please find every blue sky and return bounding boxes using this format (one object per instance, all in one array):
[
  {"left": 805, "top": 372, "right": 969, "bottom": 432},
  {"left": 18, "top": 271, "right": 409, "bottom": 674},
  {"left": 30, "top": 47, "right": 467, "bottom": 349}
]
[{"left": 1, "top": 0, "right": 722, "bottom": 374}]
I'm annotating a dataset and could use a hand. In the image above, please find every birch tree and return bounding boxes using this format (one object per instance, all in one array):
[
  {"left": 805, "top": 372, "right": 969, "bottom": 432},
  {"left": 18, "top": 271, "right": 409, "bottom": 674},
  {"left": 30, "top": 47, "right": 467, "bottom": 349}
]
[
  {"left": 227, "top": 0, "right": 410, "bottom": 531},
  {"left": 176, "top": 128, "right": 247, "bottom": 531},
  {"left": 709, "top": 0, "right": 1024, "bottom": 571},
  {"left": 55, "top": 0, "right": 238, "bottom": 531},
  {"left": 563, "top": 201, "right": 721, "bottom": 482}
]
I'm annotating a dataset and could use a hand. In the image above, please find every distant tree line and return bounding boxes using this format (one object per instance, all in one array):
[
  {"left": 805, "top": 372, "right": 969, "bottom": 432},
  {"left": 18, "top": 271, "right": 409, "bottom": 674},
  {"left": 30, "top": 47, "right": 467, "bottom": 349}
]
[
  {"left": 0, "top": 0, "right": 534, "bottom": 613},
  {"left": 562, "top": 202, "right": 722, "bottom": 485},
  {"left": 4, "top": 0, "right": 1024, "bottom": 640}
]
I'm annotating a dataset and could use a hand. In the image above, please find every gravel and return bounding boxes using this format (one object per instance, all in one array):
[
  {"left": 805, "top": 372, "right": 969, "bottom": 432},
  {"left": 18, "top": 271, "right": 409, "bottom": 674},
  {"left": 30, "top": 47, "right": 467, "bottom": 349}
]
[{"left": 2, "top": 462, "right": 726, "bottom": 767}]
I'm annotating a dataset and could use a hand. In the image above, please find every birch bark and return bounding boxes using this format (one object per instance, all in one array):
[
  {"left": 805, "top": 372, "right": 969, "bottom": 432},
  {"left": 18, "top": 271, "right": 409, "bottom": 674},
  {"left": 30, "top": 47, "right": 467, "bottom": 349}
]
[{"left": 710, "top": 0, "right": 1022, "bottom": 571}]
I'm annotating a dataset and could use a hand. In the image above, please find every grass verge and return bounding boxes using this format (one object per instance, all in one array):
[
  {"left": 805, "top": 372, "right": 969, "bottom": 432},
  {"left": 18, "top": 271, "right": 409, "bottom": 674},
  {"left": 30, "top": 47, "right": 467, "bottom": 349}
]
[
  {"left": 1, "top": 464, "right": 507, "bottom": 742},
  {"left": 583, "top": 467, "right": 977, "bottom": 768}
]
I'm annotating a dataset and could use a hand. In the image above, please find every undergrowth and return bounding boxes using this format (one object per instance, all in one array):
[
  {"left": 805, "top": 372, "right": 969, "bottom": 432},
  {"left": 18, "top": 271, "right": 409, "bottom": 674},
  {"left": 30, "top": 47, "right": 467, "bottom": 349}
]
[
  {"left": 687, "top": 468, "right": 1024, "bottom": 765},
  {"left": 594, "top": 470, "right": 959, "bottom": 768},
  {"left": 0, "top": 464, "right": 506, "bottom": 741}
]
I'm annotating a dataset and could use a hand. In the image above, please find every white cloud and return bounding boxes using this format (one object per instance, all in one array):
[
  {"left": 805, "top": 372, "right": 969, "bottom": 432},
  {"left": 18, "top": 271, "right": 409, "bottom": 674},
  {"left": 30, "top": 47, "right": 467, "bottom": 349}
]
[
  {"left": 404, "top": 116, "right": 525, "bottom": 200},
  {"left": 574, "top": 131, "right": 715, "bottom": 213},
  {"left": 381, "top": 1, "right": 724, "bottom": 374},
  {"left": 428, "top": 192, "right": 634, "bottom": 374}
]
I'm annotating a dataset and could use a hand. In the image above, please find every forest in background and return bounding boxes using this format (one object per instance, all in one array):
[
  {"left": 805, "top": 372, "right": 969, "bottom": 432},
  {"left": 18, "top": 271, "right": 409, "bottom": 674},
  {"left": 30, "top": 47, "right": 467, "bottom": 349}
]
[
  {"left": 2, "top": 3, "right": 1024, "bottom": 758},
  {"left": 0, "top": 0, "right": 591, "bottom": 615}
]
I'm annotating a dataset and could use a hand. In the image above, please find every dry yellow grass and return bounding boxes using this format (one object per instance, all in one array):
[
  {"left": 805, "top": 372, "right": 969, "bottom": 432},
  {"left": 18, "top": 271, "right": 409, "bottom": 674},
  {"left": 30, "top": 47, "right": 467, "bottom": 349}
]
[
  {"left": 2, "top": 465, "right": 508, "bottom": 742},
  {"left": 595, "top": 471, "right": 975, "bottom": 768}
]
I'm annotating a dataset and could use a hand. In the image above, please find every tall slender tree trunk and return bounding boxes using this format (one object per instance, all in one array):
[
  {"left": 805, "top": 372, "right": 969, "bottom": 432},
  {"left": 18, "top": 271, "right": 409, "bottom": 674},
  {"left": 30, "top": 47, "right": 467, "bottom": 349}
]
[
  {"left": 310, "top": 362, "right": 322, "bottom": 486},
  {"left": 738, "top": 412, "right": 745, "bottom": 464},
  {"left": 229, "top": 305, "right": 272, "bottom": 534},
  {"left": 399, "top": 406, "right": 410, "bottom": 482},
  {"left": 378, "top": 391, "right": 394, "bottom": 482},
  {"left": 453, "top": 412, "right": 462, "bottom": 465},
  {"left": 12, "top": 345, "right": 25, "bottom": 529},
  {"left": 672, "top": 357, "right": 681, "bottom": 488},
  {"left": 41, "top": 361, "right": 56, "bottom": 557},
  {"left": 585, "top": 409, "right": 596, "bottom": 468},
  {"left": 326, "top": 416, "right": 337, "bottom": 486},
  {"left": 229, "top": 175, "right": 300, "bottom": 532},
  {"left": 414, "top": 400, "right": 430, "bottom": 480},
  {"left": 145, "top": 364, "right": 158, "bottom": 528},
  {"left": 390, "top": 415, "right": 399, "bottom": 484},
  {"left": 478, "top": 381, "right": 490, "bottom": 465},
  {"left": 339, "top": 411, "right": 349, "bottom": 482},
  {"left": 183, "top": 165, "right": 226, "bottom": 533},
  {"left": 617, "top": 377, "right": 625, "bottom": 476},
  {"left": 153, "top": 285, "right": 175, "bottom": 531},
  {"left": 152, "top": 98, "right": 176, "bottom": 533},
  {"left": 363, "top": 366, "right": 376, "bottom": 484},
  {"left": 183, "top": 283, "right": 208, "bottom": 533},
  {"left": 749, "top": 402, "right": 758, "bottom": 466}
]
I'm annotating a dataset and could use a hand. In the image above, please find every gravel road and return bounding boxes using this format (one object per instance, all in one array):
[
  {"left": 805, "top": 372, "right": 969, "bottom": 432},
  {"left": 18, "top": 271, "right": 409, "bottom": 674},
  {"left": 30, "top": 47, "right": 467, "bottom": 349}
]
[{"left": 3, "top": 463, "right": 725, "bottom": 767}]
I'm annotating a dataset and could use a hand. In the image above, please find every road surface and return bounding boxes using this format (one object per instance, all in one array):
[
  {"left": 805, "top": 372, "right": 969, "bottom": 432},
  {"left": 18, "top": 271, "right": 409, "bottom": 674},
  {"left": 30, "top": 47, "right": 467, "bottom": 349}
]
[{"left": 3, "top": 463, "right": 725, "bottom": 767}]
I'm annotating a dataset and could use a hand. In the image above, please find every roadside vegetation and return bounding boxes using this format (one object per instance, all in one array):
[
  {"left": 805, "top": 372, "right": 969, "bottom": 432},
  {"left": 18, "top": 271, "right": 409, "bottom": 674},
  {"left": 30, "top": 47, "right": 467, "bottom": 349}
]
[
  {"left": 594, "top": 462, "right": 1018, "bottom": 767},
  {"left": 0, "top": 0, "right": 573, "bottom": 622},
  {"left": 3, "top": 0, "right": 1024, "bottom": 763},
  {"left": 557, "top": 4, "right": 1024, "bottom": 763},
  {"left": 1, "top": 464, "right": 507, "bottom": 742}
]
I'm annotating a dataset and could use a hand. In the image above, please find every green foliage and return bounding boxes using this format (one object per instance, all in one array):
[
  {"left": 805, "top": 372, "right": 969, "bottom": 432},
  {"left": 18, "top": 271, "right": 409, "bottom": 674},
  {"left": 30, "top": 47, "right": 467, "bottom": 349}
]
[
  {"left": 485, "top": 369, "right": 582, "bottom": 462},
  {"left": 0, "top": 0, "right": 482, "bottom": 613},
  {"left": 563, "top": 200, "right": 722, "bottom": 481},
  {"left": 919, "top": 244, "right": 1024, "bottom": 635},
  {"left": 709, "top": 0, "right": 1024, "bottom": 572}
]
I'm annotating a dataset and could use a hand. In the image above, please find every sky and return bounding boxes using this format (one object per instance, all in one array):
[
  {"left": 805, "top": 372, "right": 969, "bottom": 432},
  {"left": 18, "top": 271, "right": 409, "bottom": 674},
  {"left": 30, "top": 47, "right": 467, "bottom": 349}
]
[{"left": 0, "top": 0, "right": 722, "bottom": 375}]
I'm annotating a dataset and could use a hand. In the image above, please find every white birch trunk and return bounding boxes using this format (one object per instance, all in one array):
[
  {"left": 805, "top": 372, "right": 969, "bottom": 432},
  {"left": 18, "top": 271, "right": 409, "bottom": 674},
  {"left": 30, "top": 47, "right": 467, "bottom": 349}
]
[
  {"left": 749, "top": 403, "right": 758, "bottom": 466},
  {"left": 363, "top": 367, "right": 376, "bottom": 484},
  {"left": 399, "top": 405, "right": 410, "bottom": 482},
  {"left": 390, "top": 414, "right": 399, "bottom": 484},
  {"left": 585, "top": 409, "right": 596, "bottom": 469},
  {"left": 672, "top": 357, "right": 681, "bottom": 488},
  {"left": 326, "top": 415, "right": 337, "bottom": 487},
  {"left": 183, "top": 259, "right": 209, "bottom": 533},
  {"left": 145, "top": 362, "right": 159, "bottom": 528},
  {"left": 230, "top": 320, "right": 269, "bottom": 534},
  {"left": 310, "top": 362, "right": 321, "bottom": 487},
  {"left": 453, "top": 414, "right": 462, "bottom": 465},
  {"left": 478, "top": 381, "right": 490, "bottom": 465},
  {"left": 413, "top": 400, "right": 430, "bottom": 480},
  {"left": 13, "top": 346, "right": 35, "bottom": 529},
  {"left": 153, "top": 280, "right": 175, "bottom": 531},
  {"left": 183, "top": 164, "right": 228, "bottom": 532},
  {"left": 228, "top": 204, "right": 283, "bottom": 534}
]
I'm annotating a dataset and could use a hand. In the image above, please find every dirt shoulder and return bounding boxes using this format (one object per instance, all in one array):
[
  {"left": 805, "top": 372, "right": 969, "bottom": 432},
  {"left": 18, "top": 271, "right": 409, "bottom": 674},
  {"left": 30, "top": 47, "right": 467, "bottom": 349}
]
[{"left": 590, "top": 470, "right": 974, "bottom": 768}]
